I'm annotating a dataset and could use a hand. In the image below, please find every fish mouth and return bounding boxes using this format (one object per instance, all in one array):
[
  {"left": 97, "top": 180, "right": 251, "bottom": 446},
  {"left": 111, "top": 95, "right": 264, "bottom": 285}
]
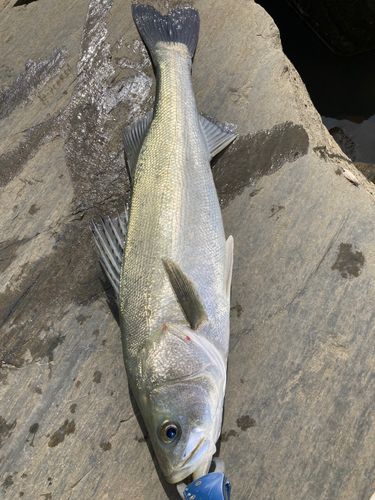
[
  {"left": 165, "top": 438, "right": 215, "bottom": 484},
  {"left": 180, "top": 436, "right": 205, "bottom": 468}
]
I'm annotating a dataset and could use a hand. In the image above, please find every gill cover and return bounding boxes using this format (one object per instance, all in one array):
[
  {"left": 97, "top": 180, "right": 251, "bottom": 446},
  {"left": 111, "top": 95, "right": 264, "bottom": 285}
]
[{"left": 137, "top": 323, "right": 226, "bottom": 390}]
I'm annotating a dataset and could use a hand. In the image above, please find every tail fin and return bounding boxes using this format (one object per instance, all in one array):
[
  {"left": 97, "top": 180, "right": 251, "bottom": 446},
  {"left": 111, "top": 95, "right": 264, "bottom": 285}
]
[{"left": 131, "top": 4, "right": 200, "bottom": 60}]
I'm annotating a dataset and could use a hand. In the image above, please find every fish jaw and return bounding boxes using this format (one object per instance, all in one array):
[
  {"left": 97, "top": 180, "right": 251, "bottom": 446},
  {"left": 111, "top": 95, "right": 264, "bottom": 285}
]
[{"left": 163, "top": 433, "right": 216, "bottom": 484}]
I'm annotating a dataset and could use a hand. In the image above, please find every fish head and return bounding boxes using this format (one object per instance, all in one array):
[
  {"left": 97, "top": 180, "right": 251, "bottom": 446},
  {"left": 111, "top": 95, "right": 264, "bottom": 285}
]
[
  {"left": 147, "top": 380, "right": 217, "bottom": 483},
  {"left": 135, "top": 322, "right": 227, "bottom": 483}
]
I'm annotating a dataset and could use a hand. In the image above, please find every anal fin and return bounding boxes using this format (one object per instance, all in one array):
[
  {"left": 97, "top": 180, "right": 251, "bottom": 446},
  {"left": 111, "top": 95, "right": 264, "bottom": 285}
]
[{"left": 91, "top": 210, "right": 128, "bottom": 300}]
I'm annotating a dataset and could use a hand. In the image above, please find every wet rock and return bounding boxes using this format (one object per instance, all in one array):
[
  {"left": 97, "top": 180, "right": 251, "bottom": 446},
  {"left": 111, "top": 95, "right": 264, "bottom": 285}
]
[
  {"left": 331, "top": 243, "right": 365, "bottom": 279},
  {"left": 0, "top": 416, "right": 16, "bottom": 448},
  {"left": 2, "top": 475, "right": 13, "bottom": 490},
  {"left": 236, "top": 415, "right": 256, "bottom": 431},
  {"left": 99, "top": 441, "right": 112, "bottom": 451},
  {"left": 48, "top": 420, "right": 76, "bottom": 448},
  {"left": 93, "top": 370, "right": 102, "bottom": 384}
]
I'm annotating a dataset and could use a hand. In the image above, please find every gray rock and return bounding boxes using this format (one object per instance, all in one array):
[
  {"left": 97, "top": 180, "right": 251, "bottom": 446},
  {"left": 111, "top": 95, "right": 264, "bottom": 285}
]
[
  {"left": 0, "top": 0, "right": 374, "bottom": 499},
  {"left": 323, "top": 115, "right": 375, "bottom": 165},
  {"left": 355, "top": 163, "right": 375, "bottom": 184},
  {"left": 327, "top": 126, "right": 356, "bottom": 161}
]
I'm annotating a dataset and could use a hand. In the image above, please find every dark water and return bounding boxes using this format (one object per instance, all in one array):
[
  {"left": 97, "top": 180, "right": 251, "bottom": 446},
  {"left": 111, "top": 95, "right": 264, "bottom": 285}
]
[{"left": 256, "top": 0, "right": 375, "bottom": 121}]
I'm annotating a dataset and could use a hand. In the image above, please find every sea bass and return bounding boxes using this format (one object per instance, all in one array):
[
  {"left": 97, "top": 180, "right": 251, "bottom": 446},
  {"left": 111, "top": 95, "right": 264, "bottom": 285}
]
[{"left": 93, "top": 4, "right": 236, "bottom": 484}]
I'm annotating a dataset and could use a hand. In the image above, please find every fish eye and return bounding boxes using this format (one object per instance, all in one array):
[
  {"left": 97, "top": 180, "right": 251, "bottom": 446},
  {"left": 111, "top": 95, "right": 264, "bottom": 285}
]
[{"left": 159, "top": 421, "right": 181, "bottom": 444}]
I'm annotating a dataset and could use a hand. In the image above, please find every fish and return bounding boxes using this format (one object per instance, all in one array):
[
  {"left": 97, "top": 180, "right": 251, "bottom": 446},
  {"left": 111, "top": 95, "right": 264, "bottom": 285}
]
[{"left": 92, "top": 3, "right": 236, "bottom": 485}]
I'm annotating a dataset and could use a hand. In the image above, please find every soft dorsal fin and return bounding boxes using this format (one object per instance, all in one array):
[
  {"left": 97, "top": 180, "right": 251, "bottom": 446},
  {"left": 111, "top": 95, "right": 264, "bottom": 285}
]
[
  {"left": 199, "top": 114, "right": 237, "bottom": 159},
  {"left": 162, "top": 258, "right": 207, "bottom": 330},
  {"left": 123, "top": 111, "right": 153, "bottom": 182},
  {"left": 224, "top": 235, "right": 234, "bottom": 298}
]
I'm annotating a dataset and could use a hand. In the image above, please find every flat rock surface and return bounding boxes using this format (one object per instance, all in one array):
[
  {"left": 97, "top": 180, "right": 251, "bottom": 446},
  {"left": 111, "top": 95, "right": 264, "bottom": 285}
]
[{"left": 0, "top": 1, "right": 374, "bottom": 499}]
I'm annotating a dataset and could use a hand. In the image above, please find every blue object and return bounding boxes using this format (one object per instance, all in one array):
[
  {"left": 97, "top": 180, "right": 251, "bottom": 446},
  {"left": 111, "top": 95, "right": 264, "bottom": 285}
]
[{"left": 183, "top": 472, "right": 231, "bottom": 500}]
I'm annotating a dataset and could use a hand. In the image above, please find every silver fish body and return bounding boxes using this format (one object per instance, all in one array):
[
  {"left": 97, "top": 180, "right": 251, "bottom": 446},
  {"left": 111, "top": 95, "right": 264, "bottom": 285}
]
[
  {"left": 93, "top": 5, "right": 235, "bottom": 485},
  {"left": 121, "top": 41, "right": 230, "bottom": 367}
]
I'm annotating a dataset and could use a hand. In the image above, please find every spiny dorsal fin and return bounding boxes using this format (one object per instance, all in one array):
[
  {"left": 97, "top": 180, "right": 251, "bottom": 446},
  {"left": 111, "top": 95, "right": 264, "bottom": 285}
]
[
  {"left": 225, "top": 235, "right": 234, "bottom": 298},
  {"left": 199, "top": 114, "right": 237, "bottom": 159},
  {"left": 162, "top": 258, "right": 207, "bottom": 330},
  {"left": 91, "top": 210, "right": 128, "bottom": 300},
  {"left": 123, "top": 112, "right": 153, "bottom": 182}
]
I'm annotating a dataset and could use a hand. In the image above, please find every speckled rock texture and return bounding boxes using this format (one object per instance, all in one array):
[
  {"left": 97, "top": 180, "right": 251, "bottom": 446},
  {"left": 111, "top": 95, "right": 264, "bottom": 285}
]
[{"left": 0, "top": 1, "right": 374, "bottom": 499}]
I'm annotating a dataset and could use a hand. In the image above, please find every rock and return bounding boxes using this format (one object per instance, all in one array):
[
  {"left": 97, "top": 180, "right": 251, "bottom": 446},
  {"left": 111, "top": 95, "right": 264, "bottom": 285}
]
[
  {"left": 323, "top": 115, "right": 375, "bottom": 164},
  {"left": 0, "top": 1, "right": 374, "bottom": 499},
  {"left": 355, "top": 163, "right": 375, "bottom": 184},
  {"left": 327, "top": 126, "right": 356, "bottom": 160},
  {"left": 323, "top": 115, "right": 375, "bottom": 184},
  {"left": 287, "top": 0, "right": 375, "bottom": 55}
]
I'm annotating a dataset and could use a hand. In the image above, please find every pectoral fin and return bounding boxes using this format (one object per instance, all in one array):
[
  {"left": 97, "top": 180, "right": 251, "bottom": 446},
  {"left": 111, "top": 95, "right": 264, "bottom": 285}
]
[{"left": 162, "top": 259, "right": 207, "bottom": 330}]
